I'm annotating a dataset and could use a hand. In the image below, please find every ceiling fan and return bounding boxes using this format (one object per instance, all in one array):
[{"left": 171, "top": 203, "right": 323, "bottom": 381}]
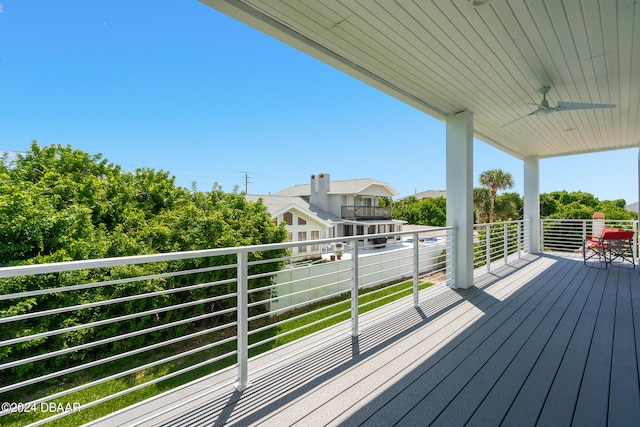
[{"left": 503, "top": 86, "right": 615, "bottom": 126}]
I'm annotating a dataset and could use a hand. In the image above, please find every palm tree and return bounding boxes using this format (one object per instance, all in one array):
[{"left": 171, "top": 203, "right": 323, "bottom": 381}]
[
  {"left": 473, "top": 187, "right": 490, "bottom": 223},
  {"left": 479, "top": 169, "right": 514, "bottom": 222}
]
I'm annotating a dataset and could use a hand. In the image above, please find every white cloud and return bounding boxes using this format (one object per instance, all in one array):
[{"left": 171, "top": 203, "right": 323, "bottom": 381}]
[{"left": 0, "top": 5, "right": 4, "bottom": 13}]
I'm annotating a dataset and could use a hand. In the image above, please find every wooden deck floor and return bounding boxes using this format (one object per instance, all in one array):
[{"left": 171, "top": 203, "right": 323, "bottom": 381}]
[{"left": 91, "top": 252, "right": 640, "bottom": 427}]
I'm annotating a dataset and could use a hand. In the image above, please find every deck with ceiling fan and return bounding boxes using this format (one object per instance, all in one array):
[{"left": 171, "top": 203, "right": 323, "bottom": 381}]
[
  {"left": 78, "top": 2, "right": 640, "bottom": 424},
  {"left": 2, "top": 1, "right": 639, "bottom": 425}
]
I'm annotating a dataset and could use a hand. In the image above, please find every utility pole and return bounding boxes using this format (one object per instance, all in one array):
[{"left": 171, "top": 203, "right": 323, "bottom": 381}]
[{"left": 242, "top": 171, "right": 252, "bottom": 193}]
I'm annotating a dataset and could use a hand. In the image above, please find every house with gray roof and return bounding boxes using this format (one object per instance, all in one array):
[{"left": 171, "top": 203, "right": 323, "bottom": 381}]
[
  {"left": 246, "top": 173, "right": 405, "bottom": 256},
  {"left": 406, "top": 189, "right": 446, "bottom": 200}
]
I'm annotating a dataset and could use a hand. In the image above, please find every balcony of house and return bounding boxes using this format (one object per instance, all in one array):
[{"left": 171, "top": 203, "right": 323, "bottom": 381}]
[
  {"left": 1, "top": 219, "right": 639, "bottom": 426},
  {"left": 341, "top": 205, "right": 392, "bottom": 220}
]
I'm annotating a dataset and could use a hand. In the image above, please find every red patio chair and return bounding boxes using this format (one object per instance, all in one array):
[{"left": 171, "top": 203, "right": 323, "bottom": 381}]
[{"left": 583, "top": 228, "right": 636, "bottom": 269}]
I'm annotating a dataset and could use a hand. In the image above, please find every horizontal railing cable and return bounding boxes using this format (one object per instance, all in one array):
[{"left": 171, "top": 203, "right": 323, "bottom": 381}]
[
  {"left": 0, "top": 277, "right": 237, "bottom": 324},
  {"left": 246, "top": 277, "right": 352, "bottom": 310},
  {"left": 0, "top": 263, "right": 234, "bottom": 301},
  {"left": 0, "top": 306, "right": 237, "bottom": 371},
  {"left": 23, "top": 350, "right": 240, "bottom": 427},
  {"left": 248, "top": 308, "right": 351, "bottom": 351},
  {"left": 1, "top": 319, "right": 239, "bottom": 394},
  {"left": 246, "top": 287, "right": 353, "bottom": 326},
  {"left": 0, "top": 336, "right": 239, "bottom": 417},
  {"left": 247, "top": 295, "right": 352, "bottom": 337},
  {"left": 1, "top": 292, "right": 238, "bottom": 347}
]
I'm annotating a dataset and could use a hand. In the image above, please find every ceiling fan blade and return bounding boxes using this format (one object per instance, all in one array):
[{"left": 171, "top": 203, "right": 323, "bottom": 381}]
[
  {"left": 501, "top": 111, "right": 536, "bottom": 127},
  {"left": 556, "top": 101, "right": 616, "bottom": 111},
  {"left": 504, "top": 87, "right": 616, "bottom": 126}
]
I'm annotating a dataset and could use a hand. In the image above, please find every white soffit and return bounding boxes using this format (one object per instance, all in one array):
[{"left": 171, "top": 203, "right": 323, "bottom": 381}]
[{"left": 200, "top": 0, "right": 640, "bottom": 159}]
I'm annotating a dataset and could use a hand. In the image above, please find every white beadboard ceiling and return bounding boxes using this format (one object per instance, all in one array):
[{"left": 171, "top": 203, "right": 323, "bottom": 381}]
[{"left": 200, "top": 0, "right": 640, "bottom": 159}]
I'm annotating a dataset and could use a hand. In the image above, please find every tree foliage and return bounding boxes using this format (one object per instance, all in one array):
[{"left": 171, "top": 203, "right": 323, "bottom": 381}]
[
  {"left": 478, "top": 169, "right": 514, "bottom": 222},
  {"left": 394, "top": 186, "right": 633, "bottom": 226},
  {"left": 391, "top": 196, "right": 446, "bottom": 227},
  {"left": 0, "top": 142, "right": 288, "bottom": 385},
  {"left": 474, "top": 189, "right": 523, "bottom": 223},
  {"left": 393, "top": 189, "right": 523, "bottom": 226},
  {"left": 494, "top": 192, "right": 524, "bottom": 221},
  {"left": 473, "top": 188, "right": 490, "bottom": 223},
  {"left": 1, "top": 142, "right": 287, "bottom": 263},
  {"left": 541, "top": 190, "right": 637, "bottom": 220}
]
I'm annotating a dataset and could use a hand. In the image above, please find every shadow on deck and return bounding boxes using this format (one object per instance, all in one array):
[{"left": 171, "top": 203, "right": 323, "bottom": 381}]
[{"left": 90, "top": 253, "right": 640, "bottom": 426}]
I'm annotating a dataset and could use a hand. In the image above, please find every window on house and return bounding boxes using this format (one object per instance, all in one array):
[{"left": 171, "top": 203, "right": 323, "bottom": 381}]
[
  {"left": 286, "top": 232, "right": 293, "bottom": 242},
  {"left": 298, "top": 217, "right": 307, "bottom": 225},
  {"left": 368, "top": 225, "right": 376, "bottom": 234},
  {"left": 298, "top": 231, "right": 307, "bottom": 253},
  {"left": 283, "top": 212, "right": 293, "bottom": 225},
  {"left": 356, "top": 225, "right": 364, "bottom": 235},
  {"left": 311, "top": 230, "right": 319, "bottom": 251},
  {"left": 343, "top": 225, "right": 353, "bottom": 236},
  {"left": 378, "top": 225, "right": 385, "bottom": 233}
]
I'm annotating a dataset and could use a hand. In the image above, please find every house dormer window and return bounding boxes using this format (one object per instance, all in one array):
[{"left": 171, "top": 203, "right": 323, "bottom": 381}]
[
  {"left": 298, "top": 217, "right": 307, "bottom": 225},
  {"left": 283, "top": 212, "right": 293, "bottom": 225}
]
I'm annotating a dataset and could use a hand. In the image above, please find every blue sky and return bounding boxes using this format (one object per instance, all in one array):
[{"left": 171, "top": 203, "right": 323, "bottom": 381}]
[{"left": 1, "top": 1, "right": 638, "bottom": 204}]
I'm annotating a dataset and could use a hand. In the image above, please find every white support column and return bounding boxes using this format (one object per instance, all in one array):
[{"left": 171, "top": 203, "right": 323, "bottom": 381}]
[
  {"left": 446, "top": 110, "right": 474, "bottom": 289},
  {"left": 524, "top": 155, "right": 541, "bottom": 253}
]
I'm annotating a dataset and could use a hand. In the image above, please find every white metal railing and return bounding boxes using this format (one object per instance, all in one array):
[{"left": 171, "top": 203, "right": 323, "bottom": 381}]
[
  {"left": 1, "top": 227, "right": 464, "bottom": 426},
  {"left": 540, "top": 218, "right": 639, "bottom": 257},
  {"left": 2, "top": 212, "right": 627, "bottom": 426},
  {"left": 473, "top": 220, "right": 529, "bottom": 274}
]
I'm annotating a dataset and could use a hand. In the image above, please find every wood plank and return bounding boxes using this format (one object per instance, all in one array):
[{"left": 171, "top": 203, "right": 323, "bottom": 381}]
[
  {"left": 493, "top": 257, "right": 596, "bottom": 425},
  {"left": 468, "top": 260, "right": 600, "bottom": 426},
  {"left": 533, "top": 266, "right": 608, "bottom": 426},
  {"left": 631, "top": 266, "right": 640, "bottom": 423},
  {"left": 608, "top": 266, "right": 640, "bottom": 424},
  {"left": 254, "top": 259, "right": 546, "bottom": 426},
  {"left": 398, "top": 256, "right": 587, "bottom": 426},
  {"left": 436, "top": 256, "right": 594, "bottom": 426},
  {"left": 350, "top": 257, "right": 573, "bottom": 425},
  {"left": 572, "top": 263, "right": 619, "bottom": 425}
]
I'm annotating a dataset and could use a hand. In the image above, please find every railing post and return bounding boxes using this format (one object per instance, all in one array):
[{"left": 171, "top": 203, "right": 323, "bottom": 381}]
[
  {"left": 631, "top": 220, "right": 635, "bottom": 257},
  {"left": 517, "top": 221, "right": 521, "bottom": 258},
  {"left": 485, "top": 224, "right": 491, "bottom": 273},
  {"left": 633, "top": 219, "right": 640, "bottom": 262},
  {"left": 236, "top": 251, "right": 249, "bottom": 391},
  {"left": 504, "top": 223, "right": 509, "bottom": 265},
  {"left": 351, "top": 242, "right": 359, "bottom": 337},
  {"left": 540, "top": 219, "right": 545, "bottom": 253},
  {"left": 637, "top": 220, "right": 640, "bottom": 262},
  {"left": 413, "top": 231, "right": 419, "bottom": 307}
]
